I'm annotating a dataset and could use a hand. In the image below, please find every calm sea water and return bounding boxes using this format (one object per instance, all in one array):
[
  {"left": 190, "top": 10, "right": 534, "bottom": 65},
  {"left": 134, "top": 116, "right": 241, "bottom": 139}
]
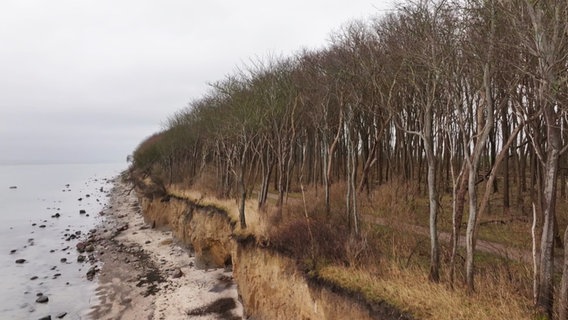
[{"left": 0, "top": 163, "right": 125, "bottom": 320}]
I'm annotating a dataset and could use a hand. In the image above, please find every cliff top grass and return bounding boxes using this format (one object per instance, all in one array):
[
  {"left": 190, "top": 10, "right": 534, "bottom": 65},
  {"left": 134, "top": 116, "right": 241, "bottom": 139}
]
[
  {"left": 168, "top": 186, "right": 267, "bottom": 239},
  {"left": 318, "top": 264, "right": 535, "bottom": 320}
]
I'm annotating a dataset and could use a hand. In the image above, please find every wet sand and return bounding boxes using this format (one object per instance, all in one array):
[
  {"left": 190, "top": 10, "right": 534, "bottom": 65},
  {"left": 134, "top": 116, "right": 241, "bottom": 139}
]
[{"left": 88, "top": 179, "right": 243, "bottom": 319}]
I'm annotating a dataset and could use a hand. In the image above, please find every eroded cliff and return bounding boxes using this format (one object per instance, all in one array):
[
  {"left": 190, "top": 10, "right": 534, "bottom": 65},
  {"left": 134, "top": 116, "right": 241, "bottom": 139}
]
[{"left": 138, "top": 191, "right": 409, "bottom": 320}]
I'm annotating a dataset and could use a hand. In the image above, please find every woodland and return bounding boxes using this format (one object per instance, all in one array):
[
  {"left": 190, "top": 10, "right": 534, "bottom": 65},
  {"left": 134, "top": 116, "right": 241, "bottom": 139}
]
[{"left": 130, "top": 0, "right": 568, "bottom": 318}]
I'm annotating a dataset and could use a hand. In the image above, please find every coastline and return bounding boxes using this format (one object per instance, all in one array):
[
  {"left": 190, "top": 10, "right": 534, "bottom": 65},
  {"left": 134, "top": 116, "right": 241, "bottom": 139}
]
[{"left": 88, "top": 177, "right": 243, "bottom": 319}]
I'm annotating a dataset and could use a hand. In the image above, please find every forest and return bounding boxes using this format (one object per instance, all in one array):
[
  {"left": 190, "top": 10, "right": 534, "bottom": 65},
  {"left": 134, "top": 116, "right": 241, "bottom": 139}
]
[{"left": 130, "top": 0, "right": 568, "bottom": 318}]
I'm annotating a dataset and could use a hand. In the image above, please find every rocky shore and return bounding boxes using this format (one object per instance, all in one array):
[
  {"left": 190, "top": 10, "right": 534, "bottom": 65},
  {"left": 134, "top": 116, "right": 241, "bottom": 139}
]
[{"left": 87, "top": 179, "right": 243, "bottom": 319}]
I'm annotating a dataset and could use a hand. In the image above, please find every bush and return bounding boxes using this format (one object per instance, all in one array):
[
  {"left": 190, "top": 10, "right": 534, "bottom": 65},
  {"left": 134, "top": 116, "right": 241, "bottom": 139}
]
[{"left": 270, "top": 216, "right": 351, "bottom": 269}]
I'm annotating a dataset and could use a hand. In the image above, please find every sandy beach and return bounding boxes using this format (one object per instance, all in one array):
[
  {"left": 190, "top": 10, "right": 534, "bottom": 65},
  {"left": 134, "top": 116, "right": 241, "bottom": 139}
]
[{"left": 87, "top": 178, "right": 243, "bottom": 320}]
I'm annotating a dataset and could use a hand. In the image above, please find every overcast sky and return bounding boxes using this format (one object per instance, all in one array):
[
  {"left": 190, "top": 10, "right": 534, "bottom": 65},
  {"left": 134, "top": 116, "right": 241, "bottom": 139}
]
[{"left": 0, "top": 0, "right": 393, "bottom": 165}]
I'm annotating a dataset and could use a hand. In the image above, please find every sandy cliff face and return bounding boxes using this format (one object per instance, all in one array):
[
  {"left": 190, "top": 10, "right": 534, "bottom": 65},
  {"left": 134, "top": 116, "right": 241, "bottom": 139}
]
[
  {"left": 139, "top": 193, "right": 386, "bottom": 320},
  {"left": 140, "top": 196, "right": 233, "bottom": 268}
]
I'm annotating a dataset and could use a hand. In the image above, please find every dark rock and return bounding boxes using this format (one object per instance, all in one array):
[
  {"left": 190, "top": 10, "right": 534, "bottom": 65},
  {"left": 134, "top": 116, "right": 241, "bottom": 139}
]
[
  {"left": 30, "top": 276, "right": 38, "bottom": 280},
  {"left": 77, "top": 198, "right": 83, "bottom": 201},
  {"left": 10, "top": 249, "right": 16, "bottom": 254},
  {"left": 39, "top": 225, "right": 46, "bottom": 228},
  {"left": 35, "top": 295, "right": 49, "bottom": 303},
  {"left": 77, "top": 255, "right": 86, "bottom": 263},
  {"left": 79, "top": 210, "right": 86, "bottom": 214},
  {"left": 86, "top": 266, "right": 98, "bottom": 281},
  {"left": 60, "top": 258, "right": 67, "bottom": 263},
  {"left": 51, "top": 213, "right": 61, "bottom": 218},
  {"left": 76, "top": 242, "right": 86, "bottom": 253},
  {"left": 15, "top": 259, "right": 26, "bottom": 264},
  {"left": 145, "top": 240, "right": 151, "bottom": 244},
  {"left": 56, "top": 312, "right": 67, "bottom": 319},
  {"left": 38, "top": 316, "right": 51, "bottom": 320},
  {"left": 9, "top": 186, "right": 17, "bottom": 189},
  {"left": 85, "top": 245, "right": 94, "bottom": 253},
  {"left": 171, "top": 268, "right": 183, "bottom": 278}
]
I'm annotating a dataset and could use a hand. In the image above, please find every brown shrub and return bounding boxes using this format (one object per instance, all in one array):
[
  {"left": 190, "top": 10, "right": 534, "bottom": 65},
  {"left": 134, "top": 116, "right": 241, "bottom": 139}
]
[{"left": 269, "top": 217, "right": 351, "bottom": 268}]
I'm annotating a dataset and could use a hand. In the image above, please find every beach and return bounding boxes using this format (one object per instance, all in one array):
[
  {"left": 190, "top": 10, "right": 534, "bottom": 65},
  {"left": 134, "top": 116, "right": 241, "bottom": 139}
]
[{"left": 87, "top": 178, "right": 243, "bottom": 320}]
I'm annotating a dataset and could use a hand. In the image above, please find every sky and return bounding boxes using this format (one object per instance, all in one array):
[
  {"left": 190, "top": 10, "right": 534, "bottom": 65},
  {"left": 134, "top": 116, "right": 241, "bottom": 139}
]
[{"left": 0, "top": 0, "right": 394, "bottom": 165}]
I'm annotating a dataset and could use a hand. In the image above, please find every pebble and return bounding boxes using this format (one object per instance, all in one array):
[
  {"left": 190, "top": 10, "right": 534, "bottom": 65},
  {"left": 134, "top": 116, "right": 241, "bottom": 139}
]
[
  {"left": 56, "top": 312, "right": 67, "bottom": 318},
  {"left": 35, "top": 295, "right": 49, "bottom": 303},
  {"left": 76, "top": 242, "right": 86, "bottom": 253},
  {"left": 86, "top": 266, "right": 98, "bottom": 281},
  {"left": 38, "top": 316, "right": 51, "bottom": 320},
  {"left": 171, "top": 268, "right": 183, "bottom": 278},
  {"left": 15, "top": 259, "right": 26, "bottom": 264}
]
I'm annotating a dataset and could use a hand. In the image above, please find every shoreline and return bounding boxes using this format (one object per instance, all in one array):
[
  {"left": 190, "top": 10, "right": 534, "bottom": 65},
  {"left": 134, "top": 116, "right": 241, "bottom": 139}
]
[{"left": 88, "top": 178, "right": 243, "bottom": 319}]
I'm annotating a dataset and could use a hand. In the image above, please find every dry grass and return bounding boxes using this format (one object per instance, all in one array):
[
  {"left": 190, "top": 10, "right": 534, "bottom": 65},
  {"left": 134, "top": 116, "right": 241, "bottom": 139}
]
[
  {"left": 162, "top": 178, "right": 539, "bottom": 320},
  {"left": 169, "top": 184, "right": 268, "bottom": 239},
  {"left": 318, "top": 263, "right": 535, "bottom": 320}
]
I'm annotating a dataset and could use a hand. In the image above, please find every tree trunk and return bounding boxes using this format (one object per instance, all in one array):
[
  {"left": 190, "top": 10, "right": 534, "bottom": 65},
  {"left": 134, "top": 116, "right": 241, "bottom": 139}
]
[
  {"left": 502, "top": 106, "right": 510, "bottom": 212},
  {"left": 538, "top": 148, "right": 559, "bottom": 318},
  {"left": 465, "top": 63, "right": 494, "bottom": 293},
  {"left": 423, "top": 103, "right": 439, "bottom": 283},
  {"left": 450, "top": 169, "right": 468, "bottom": 287},
  {"left": 465, "top": 160, "right": 478, "bottom": 292},
  {"left": 559, "top": 226, "right": 568, "bottom": 319},
  {"left": 426, "top": 154, "right": 439, "bottom": 282}
]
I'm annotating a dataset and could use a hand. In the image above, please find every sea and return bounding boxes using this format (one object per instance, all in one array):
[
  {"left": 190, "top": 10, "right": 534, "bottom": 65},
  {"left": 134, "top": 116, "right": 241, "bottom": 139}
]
[{"left": 0, "top": 163, "right": 125, "bottom": 320}]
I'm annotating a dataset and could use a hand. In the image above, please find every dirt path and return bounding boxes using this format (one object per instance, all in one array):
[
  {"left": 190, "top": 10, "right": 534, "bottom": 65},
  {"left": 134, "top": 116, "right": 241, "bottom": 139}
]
[{"left": 363, "top": 215, "right": 561, "bottom": 267}]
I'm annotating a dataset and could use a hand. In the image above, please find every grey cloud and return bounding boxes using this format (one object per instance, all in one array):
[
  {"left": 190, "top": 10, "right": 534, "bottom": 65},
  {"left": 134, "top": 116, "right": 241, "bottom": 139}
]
[{"left": 0, "top": 0, "right": 390, "bottom": 164}]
